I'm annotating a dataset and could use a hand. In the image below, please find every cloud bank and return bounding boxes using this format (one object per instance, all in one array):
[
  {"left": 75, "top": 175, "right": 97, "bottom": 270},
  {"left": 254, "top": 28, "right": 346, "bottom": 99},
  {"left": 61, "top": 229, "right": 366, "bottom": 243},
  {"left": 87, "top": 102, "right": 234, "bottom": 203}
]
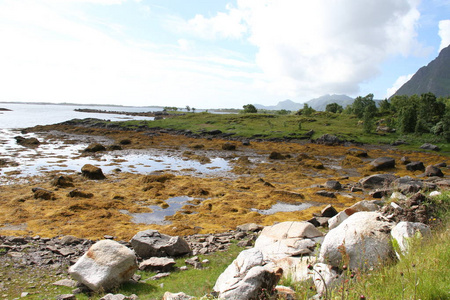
[
  {"left": 186, "top": 0, "right": 422, "bottom": 99},
  {"left": 439, "top": 20, "right": 450, "bottom": 51}
]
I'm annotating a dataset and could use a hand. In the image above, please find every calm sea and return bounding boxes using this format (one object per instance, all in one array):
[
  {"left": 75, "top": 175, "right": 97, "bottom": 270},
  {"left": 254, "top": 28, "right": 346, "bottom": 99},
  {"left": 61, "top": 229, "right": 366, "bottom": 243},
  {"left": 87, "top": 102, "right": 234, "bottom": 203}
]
[{"left": 0, "top": 103, "right": 163, "bottom": 129}]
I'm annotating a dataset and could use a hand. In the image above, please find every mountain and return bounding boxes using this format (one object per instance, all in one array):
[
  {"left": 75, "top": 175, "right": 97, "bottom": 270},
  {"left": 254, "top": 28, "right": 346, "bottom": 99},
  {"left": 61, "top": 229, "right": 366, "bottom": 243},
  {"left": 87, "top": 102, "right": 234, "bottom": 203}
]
[
  {"left": 254, "top": 94, "right": 354, "bottom": 111},
  {"left": 393, "top": 44, "right": 450, "bottom": 98},
  {"left": 305, "top": 94, "right": 354, "bottom": 111},
  {"left": 254, "top": 99, "right": 304, "bottom": 111}
]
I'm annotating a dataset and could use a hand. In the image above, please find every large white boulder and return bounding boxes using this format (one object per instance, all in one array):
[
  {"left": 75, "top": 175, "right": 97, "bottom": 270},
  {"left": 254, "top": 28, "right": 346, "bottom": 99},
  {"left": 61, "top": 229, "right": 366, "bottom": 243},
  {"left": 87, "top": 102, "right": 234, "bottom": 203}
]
[
  {"left": 254, "top": 221, "right": 323, "bottom": 260},
  {"left": 319, "top": 212, "right": 394, "bottom": 270},
  {"left": 328, "top": 200, "right": 380, "bottom": 229},
  {"left": 213, "top": 248, "right": 281, "bottom": 300},
  {"left": 69, "top": 240, "right": 137, "bottom": 291},
  {"left": 391, "top": 221, "right": 431, "bottom": 257}
]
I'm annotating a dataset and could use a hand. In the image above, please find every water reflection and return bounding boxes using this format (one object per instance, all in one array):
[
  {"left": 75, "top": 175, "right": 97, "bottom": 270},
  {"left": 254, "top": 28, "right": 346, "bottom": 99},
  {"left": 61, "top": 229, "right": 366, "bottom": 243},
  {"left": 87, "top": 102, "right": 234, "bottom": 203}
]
[
  {"left": 0, "top": 129, "right": 231, "bottom": 183},
  {"left": 251, "top": 202, "right": 313, "bottom": 215},
  {"left": 120, "top": 196, "right": 199, "bottom": 225}
]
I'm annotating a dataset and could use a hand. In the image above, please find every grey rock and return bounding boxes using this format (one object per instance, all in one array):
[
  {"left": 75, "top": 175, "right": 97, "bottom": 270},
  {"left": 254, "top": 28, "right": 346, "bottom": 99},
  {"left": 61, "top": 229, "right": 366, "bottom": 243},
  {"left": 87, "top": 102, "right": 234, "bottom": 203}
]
[
  {"left": 406, "top": 161, "right": 425, "bottom": 171},
  {"left": 370, "top": 157, "right": 395, "bottom": 170},
  {"left": 420, "top": 143, "right": 440, "bottom": 151},
  {"left": 139, "top": 257, "right": 176, "bottom": 272},
  {"left": 424, "top": 165, "right": 444, "bottom": 177},
  {"left": 325, "top": 180, "right": 342, "bottom": 190},
  {"left": 359, "top": 174, "right": 397, "bottom": 189},
  {"left": 130, "top": 230, "right": 190, "bottom": 259}
]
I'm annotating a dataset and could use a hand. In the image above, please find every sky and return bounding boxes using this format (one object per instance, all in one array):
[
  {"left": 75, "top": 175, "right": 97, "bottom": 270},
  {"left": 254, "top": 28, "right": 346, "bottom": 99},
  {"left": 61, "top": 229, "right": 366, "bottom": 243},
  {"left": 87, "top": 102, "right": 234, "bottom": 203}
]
[{"left": 0, "top": 0, "right": 449, "bottom": 109}]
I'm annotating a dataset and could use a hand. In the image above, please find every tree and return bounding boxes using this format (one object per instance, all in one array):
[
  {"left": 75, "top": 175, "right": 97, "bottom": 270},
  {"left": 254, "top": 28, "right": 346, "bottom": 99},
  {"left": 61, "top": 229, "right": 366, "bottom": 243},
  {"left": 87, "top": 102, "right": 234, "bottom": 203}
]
[
  {"left": 352, "top": 94, "right": 377, "bottom": 118},
  {"left": 398, "top": 106, "right": 417, "bottom": 134},
  {"left": 296, "top": 103, "right": 315, "bottom": 116},
  {"left": 378, "top": 99, "right": 391, "bottom": 114},
  {"left": 325, "top": 102, "right": 343, "bottom": 113},
  {"left": 186, "top": 106, "right": 191, "bottom": 112},
  {"left": 243, "top": 104, "right": 258, "bottom": 113},
  {"left": 192, "top": 107, "right": 196, "bottom": 113}
]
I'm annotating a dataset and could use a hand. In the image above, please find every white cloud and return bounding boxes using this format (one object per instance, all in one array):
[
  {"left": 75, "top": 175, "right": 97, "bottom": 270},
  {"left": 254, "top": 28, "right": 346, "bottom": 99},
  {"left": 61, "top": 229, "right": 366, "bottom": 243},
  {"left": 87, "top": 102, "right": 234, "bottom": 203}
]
[
  {"left": 438, "top": 20, "right": 450, "bottom": 51},
  {"left": 185, "top": 0, "right": 422, "bottom": 99},
  {"left": 386, "top": 73, "right": 414, "bottom": 98},
  {"left": 181, "top": 5, "right": 247, "bottom": 40}
]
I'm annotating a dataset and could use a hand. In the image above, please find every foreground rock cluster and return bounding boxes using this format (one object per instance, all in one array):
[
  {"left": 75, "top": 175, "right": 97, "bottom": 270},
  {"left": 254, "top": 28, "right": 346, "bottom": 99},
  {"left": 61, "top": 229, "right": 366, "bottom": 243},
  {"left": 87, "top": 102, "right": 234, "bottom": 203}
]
[{"left": 1, "top": 186, "right": 445, "bottom": 299}]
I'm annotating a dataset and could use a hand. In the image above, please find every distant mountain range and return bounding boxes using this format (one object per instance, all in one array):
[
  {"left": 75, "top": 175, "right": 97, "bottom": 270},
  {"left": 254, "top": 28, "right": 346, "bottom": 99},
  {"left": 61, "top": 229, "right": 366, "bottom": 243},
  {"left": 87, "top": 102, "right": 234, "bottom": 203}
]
[
  {"left": 254, "top": 94, "right": 354, "bottom": 111},
  {"left": 393, "top": 43, "right": 450, "bottom": 98}
]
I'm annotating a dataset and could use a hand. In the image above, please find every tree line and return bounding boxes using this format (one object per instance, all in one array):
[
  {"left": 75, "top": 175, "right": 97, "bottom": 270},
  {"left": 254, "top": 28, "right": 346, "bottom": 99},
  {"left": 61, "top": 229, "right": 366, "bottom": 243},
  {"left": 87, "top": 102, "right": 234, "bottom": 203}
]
[{"left": 294, "top": 92, "right": 450, "bottom": 140}]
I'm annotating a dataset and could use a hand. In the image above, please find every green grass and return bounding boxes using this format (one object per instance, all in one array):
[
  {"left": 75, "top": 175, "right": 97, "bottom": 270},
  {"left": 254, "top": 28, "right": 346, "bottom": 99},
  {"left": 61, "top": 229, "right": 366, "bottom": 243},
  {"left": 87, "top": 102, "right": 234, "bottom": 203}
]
[{"left": 110, "top": 111, "right": 450, "bottom": 153}]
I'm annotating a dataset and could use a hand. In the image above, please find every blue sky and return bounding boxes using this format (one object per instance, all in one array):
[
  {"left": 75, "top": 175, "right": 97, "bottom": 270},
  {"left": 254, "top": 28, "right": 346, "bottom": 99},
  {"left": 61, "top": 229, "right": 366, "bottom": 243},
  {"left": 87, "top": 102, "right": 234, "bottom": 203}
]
[{"left": 0, "top": 0, "right": 449, "bottom": 109}]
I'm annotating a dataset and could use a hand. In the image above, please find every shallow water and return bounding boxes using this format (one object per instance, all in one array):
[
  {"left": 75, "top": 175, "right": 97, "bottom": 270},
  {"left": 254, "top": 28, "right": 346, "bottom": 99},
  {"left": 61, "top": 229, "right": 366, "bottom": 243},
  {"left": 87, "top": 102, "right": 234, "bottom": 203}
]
[
  {"left": 120, "top": 196, "right": 199, "bottom": 225},
  {"left": 251, "top": 202, "right": 314, "bottom": 215},
  {"left": 0, "top": 129, "right": 232, "bottom": 183}
]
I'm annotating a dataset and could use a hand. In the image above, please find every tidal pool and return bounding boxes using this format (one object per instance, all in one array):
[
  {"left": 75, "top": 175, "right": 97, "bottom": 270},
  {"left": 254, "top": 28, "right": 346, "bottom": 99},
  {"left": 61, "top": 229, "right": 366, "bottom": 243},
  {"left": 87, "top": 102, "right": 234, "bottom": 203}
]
[
  {"left": 0, "top": 129, "right": 232, "bottom": 183},
  {"left": 120, "top": 196, "right": 199, "bottom": 225},
  {"left": 251, "top": 202, "right": 314, "bottom": 215}
]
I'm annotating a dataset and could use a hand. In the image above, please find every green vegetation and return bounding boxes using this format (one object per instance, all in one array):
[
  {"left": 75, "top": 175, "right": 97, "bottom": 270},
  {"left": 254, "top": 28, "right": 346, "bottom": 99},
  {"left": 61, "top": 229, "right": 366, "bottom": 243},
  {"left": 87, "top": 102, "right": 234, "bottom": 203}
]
[{"left": 113, "top": 93, "right": 450, "bottom": 153}]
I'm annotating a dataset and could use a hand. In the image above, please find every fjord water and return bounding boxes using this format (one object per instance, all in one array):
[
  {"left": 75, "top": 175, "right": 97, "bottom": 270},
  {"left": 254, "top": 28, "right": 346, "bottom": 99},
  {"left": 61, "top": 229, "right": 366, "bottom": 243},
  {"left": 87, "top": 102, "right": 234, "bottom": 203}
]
[{"left": 0, "top": 103, "right": 159, "bottom": 129}]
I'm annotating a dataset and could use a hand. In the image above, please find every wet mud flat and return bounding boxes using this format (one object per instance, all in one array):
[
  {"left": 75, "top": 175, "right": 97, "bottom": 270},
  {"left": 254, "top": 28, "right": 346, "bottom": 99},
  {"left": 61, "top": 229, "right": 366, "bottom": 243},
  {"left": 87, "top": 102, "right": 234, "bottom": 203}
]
[{"left": 0, "top": 124, "right": 448, "bottom": 240}]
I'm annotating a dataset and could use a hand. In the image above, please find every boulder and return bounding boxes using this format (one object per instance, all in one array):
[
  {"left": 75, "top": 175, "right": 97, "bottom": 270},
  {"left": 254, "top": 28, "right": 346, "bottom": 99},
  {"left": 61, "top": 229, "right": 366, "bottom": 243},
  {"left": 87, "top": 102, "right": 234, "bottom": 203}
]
[
  {"left": 130, "top": 230, "right": 190, "bottom": 259},
  {"left": 139, "top": 257, "right": 176, "bottom": 272},
  {"left": 68, "top": 240, "right": 137, "bottom": 292},
  {"left": 32, "top": 187, "right": 55, "bottom": 200},
  {"left": 68, "top": 189, "right": 94, "bottom": 198},
  {"left": 325, "top": 180, "right": 342, "bottom": 190},
  {"left": 320, "top": 205, "right": 338, "bottom": 218},
  {"left": 51, "top": 175, "right": 74, "bottom": 188},
  {"left": 273, "top": 256, "right": 316, "bottom": 282},
  {"left": 320, "top": 212, "right": 394, "bottom": 270},
  {"left": 14, "top": 136, "right": 40, "bottom": 147},
  {"left": 315, "top": 190, "right": 336, "bottom": 198},
  {"left": 359, "top": 174, "right": 397, "bottom": 189},
  {"left": 222, "top": 142, "right": 236, "bottom": 150},
  {"left": 254, "top": 221, "right": 323, "bottom": 260},
  {"left": 236, "top": 223, "right": 263, "bottom": 232},
  {"left": 81, "top": 164, "right": 106, "bottom": 180},
  {"left": 100, "top": 294, "right": 138, "bottom": 300},
  {"left": 312, "top": 263, "right": 342, "bottom": 297},
  {"left": 328, "top": 200, "right": 380, "bottom": 230},
  {"left": 391, "top": 221, "right": 431, "bottom": 257},
  {"left": 420, "top": 143, "right": 440, "bottom": 151},
  {"left": 269, "top": 152, "right": 285, "bottom": 159},
  {"left": 346, "top": 148, "right": 368, "bottom": 157},
  {"left": 391, "top": 176, "right": 424, "bottom": 194},
  {"left": 406, "top": 162, "right": 425, "bottom": 172},
  {"left": 369, "top": 157, "right": 395, "bottom": 170},
  {"left": 424, "top": 165, "right": 444, "bottom": 177},
  {"left": 315, "top": 134, "right": 341, "bottom": 146},
  {"left": 162, "top": 292, "right": 194, "bottom": 300},
  {"left": 84, "top": 143, "right": 106, "bottom": 153},
  {"left": 213, "top": 248, "right": 282, "bottom": 300}
]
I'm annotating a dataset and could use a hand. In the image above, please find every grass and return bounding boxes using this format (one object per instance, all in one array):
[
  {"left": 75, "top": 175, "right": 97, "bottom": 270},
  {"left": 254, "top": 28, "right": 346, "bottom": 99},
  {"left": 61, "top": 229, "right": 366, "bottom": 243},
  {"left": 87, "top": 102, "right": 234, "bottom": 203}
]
[{"left": 108, "top": 111, "right": 450, "bottom": 153}]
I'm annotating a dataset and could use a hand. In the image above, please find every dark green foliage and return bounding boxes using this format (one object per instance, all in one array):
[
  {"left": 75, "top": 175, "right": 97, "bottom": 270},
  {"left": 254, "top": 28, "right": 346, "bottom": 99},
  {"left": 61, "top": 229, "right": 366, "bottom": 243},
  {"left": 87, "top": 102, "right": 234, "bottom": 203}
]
[
  {"left": 296, "top": 103, "right": 315, "bottom": 116},
  {"left": 378, "top": 99, "right": 391, "bottom": 114},
  {"left": 398, "top": 105, "right": 417, "bottom": 133},
  {"left": 325, "top": 102, "right": 343, "bottom": 113},
  {"left": 352, "top": 94, "right": 377, "bottom": 118},
  {"left": 242, "top": 104, "right": 258, "bottom": 113}
]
